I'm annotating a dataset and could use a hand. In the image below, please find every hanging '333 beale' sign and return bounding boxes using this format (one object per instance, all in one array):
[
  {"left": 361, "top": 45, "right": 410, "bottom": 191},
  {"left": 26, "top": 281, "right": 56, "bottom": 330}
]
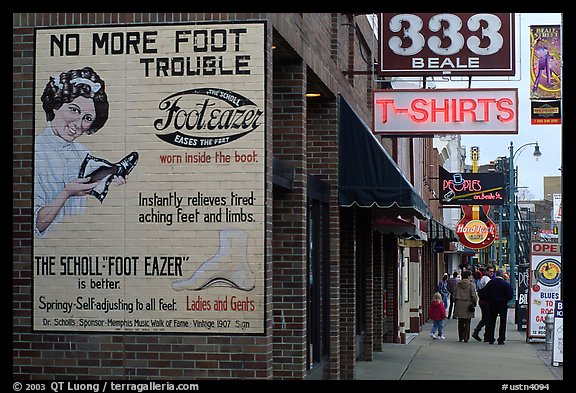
[{"left": 378, "top": 13, "right": 515, "bottom": 76}]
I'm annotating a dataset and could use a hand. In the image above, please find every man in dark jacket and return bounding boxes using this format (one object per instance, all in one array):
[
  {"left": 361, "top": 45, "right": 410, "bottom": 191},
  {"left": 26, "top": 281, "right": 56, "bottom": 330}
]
[
  {"left": 478, "top": 268, "right": 513, "bottom": 345},
  {"left": 447, "top": 271, "right": 459, "bottom": 319}
]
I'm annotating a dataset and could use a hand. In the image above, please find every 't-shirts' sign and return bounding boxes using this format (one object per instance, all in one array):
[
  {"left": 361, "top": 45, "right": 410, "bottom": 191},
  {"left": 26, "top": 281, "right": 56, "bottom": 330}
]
[
  {"left": 378, "top": 13, "right": 515, "bottom": 76},
  {"left": 33, "top": 22, "right": 267, "bottom": 334},
  {"left": 373, "top": 88, "right": 518, "bottom": 135}
]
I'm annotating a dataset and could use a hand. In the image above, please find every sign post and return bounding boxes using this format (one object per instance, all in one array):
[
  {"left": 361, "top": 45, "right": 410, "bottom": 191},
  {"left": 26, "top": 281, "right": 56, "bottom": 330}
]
[{"left": 552, "top": 300, "right": 563, "bottom": 366}]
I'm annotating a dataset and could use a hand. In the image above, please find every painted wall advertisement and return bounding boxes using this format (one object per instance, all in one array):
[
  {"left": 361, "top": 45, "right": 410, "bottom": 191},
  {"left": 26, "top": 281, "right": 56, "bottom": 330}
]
[
  {"left": 527, "top": 242, "right": 561, "bottom": 339},
  {"left": 33, "top": 22, "right": 267, "bottom": 333}
]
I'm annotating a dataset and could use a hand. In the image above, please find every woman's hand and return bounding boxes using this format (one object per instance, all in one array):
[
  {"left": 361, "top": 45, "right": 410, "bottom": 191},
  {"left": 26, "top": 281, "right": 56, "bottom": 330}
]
[
  {"left": 64, "top": 177, "right": 97, "bottom": 197},
  {"left": 110, "top": 175, "right": 126, "bottom": 186},
  {"left": 36, "top": 178, "right": 96, "bottom": 233}
]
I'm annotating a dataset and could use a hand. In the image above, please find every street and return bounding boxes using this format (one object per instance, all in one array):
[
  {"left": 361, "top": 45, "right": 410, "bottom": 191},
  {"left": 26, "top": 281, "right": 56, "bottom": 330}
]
[{"left": 356, "top": 309, "right": 563, "bottom": 381}]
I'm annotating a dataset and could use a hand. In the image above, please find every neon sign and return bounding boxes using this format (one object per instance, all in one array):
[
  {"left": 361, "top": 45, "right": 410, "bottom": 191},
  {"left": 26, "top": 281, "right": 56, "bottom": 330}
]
[
  {"left": 439, "top": 167, "right": 506, "bottom": 205},
  {"left": 373, "top": 88, "right": 518, "bottom": 135}
]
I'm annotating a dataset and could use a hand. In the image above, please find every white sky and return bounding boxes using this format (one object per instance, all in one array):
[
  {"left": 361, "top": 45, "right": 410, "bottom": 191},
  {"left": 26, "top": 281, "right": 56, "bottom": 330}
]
[
  {"left": 451, "top": 13, "right": 563, "bottom": 200},
  {"left": 370, "top": 13, "right": 563, "bottom": 200}
]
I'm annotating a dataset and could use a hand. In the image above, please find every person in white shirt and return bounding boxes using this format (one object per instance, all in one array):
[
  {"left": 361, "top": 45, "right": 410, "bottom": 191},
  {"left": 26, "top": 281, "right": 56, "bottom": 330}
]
[{"left": 34, "top": 67, "right": 124, "bottom": 237}]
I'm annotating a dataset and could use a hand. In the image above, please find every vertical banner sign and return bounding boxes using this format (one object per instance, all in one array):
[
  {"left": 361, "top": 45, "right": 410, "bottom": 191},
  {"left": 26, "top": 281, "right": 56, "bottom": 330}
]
[
  {"left": 33, "top": 22, "right": 267, "bottom": 334},
  {"left": 553, "top": 193, "right": 562, "bottom": 222},
  {"left": 530, "top": 25, "right": 561, "bottom": 125},
  {"left": 529, "top": 25, "right": 561, "bottom": 99},
  {"left": 517, "top": 264, "right": 529, "bottom": 330},
  {"left": 527, "top": 242, "right": 561, "bottom": 339},
  {"left": 552, "top": 300, "right": 563, "bottom": 366}
]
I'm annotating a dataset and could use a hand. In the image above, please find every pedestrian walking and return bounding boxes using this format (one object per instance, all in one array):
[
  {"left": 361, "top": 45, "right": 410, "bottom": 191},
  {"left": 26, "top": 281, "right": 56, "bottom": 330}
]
[
  {"left": 437, "top": 273, "right": 449, "bottom": 310},
  {"left": 478, "top": 268, "right": 513, "bottom": 345},
  {"left": 429, "top": 292, "right": 447, "bottom": 340},
  {"left": 472, "top": 269, "right": 483, "bottom": 290},
  {"left": 447, "top": 271, "right": 459, "bottom": 319},
  {"left": 472, "top": 266, "right": 494, "bottom": 342},
  {"left": 452, "top": 270, "right": 478, "bottom": 342}
]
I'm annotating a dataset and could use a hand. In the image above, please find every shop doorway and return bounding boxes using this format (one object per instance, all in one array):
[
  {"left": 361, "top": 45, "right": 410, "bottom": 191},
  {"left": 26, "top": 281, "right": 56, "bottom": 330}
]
[{"left": 306, "top": 187, "right": 330, "bottom": 371}]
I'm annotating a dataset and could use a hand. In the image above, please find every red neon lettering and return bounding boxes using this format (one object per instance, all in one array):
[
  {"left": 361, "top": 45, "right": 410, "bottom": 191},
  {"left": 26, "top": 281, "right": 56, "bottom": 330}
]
[
  {"left": 459, "top": 99, "right": 477, "bottom": 122},
  {"left": 430, "top": 99, "right": 450, "bottom": 123},
  {"left": 443, "top": 179, "right": 482, "bottom": 192},
  {"left": 451, "top": 99, "right": 457, "bottom": 122},
  {"left": 496, "top": 98, "right": 514, "bottom": 122},
  {"left": 477, "top": 98, "right": 496, "bottom": 121},
  {"left": 410, "top": 99, "right": 428, "bottom": 123},
  {"left": 376, "top": 99, "right": 394, "bottom": 123},
  {"left": 376, "top": 96, "right": 516, "bottom": 125}
]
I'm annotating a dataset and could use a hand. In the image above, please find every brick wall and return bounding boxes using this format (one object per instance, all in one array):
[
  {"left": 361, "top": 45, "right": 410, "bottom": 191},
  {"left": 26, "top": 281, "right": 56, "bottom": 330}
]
[
  {"left": 338, "top": 207, "right": 355, "bottom": 379},
  {"left": 14, "top": 11, "right": 395, "bottom": 380},
  {"left": 372, "top": 232, "right": 383, "bottom": 352},
  {"left": 306, "top": 99, "right": 340, "bottom": 379},
  {"left": 382, "top": 236, "right": 398, "bottom": 343},
  {"left": 271, "top": 62, "right": 308, "bottom": 379},
  {"left": 422, "top": 244, "right": 434, "bottom": 324},
  {"left": 357, "top": 208, "right": 373, "bottom": 361}
]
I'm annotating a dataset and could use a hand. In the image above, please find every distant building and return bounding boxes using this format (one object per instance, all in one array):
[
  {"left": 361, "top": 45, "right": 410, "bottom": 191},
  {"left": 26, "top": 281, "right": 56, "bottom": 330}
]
[{"left": 544, "top": 176, "right": 562, "bottom": 201}]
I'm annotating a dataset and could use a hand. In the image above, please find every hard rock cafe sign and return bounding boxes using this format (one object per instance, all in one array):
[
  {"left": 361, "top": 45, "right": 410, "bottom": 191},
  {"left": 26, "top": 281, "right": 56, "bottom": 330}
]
[
  {"left": 454, "top": 147, "right": 496, "bottom": 249},
  {"left": 455, "top": 205, "right": 496, "bottom": 249}
]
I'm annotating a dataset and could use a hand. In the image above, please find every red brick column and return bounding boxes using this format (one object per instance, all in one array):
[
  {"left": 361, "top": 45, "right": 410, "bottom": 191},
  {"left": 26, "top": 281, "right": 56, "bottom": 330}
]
[
  {"left": 271, "top": 61, "right": 308, "bottom": 379},
  {"left": 307, "top": 99, "right": 340, "bottom": 379},
  {"left": 372, "top": 231, "right": 383, "bottom": 352},
  {"left": 358, "top": 208, "right": 373, "bottom": 361},
  {"left": 339, "top": 207, "right": 355, "bottom": 379}
]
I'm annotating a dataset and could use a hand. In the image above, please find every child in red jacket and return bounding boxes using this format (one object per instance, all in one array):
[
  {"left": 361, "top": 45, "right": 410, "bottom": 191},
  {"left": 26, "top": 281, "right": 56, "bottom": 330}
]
[{"left": 430, "top": 292, "right": 447, "bottom": 339}]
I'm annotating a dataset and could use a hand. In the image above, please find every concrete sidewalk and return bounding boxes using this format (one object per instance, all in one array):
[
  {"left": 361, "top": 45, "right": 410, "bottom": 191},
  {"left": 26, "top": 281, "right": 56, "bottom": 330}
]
[{"left": 355, "top": 309, "right": 563, "bottom": 380}]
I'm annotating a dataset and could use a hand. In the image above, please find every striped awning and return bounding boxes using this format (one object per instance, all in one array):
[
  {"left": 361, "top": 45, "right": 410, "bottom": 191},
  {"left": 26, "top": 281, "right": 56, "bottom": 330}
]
[
  {"left": 428, "top": 219, "right": 458, "bottom": 241},
  {"left": 338, "top": 96, "right": 431, "bottom": 219}
]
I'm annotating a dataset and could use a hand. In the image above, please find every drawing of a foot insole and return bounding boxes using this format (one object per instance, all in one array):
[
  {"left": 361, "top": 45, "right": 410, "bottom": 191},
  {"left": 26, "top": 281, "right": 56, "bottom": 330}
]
[{"left": 172, "top": 228, "right": 255, "bottom": 291}]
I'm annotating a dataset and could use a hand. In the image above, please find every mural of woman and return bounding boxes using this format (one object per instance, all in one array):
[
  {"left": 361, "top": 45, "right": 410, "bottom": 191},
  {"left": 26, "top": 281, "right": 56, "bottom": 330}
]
[{"left": 34, "top": 66, "right": 137, "bottom": 237}]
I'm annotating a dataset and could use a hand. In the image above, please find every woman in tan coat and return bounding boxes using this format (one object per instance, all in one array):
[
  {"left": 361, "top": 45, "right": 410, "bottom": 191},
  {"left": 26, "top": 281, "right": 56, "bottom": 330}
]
[{"left": 452, "top": 270, "right": 478, "bottom": 342}]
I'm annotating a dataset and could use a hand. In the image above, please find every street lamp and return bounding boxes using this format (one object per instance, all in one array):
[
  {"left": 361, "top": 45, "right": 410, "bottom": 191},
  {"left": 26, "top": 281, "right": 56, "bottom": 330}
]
[{"left": 508, "top": 141, "right": 542, "bottom": 308}]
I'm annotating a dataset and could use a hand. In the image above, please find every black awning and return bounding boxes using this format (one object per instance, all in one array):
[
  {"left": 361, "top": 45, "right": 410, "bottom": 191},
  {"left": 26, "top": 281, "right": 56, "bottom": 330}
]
[
  {"left": 374, "top": 215, "right": 428, "bottom": 240},
  {"left": 428, "top": 219, "right": 458, "bottom": 241},
  {"left": 338, "top": 96, "right": 431, "bottom": 219}
]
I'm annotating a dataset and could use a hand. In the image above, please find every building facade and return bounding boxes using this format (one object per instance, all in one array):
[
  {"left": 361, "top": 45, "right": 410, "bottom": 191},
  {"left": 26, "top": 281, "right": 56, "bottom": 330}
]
[{"left": 13, "top": 12, "right": 453, "bottom": 380}]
